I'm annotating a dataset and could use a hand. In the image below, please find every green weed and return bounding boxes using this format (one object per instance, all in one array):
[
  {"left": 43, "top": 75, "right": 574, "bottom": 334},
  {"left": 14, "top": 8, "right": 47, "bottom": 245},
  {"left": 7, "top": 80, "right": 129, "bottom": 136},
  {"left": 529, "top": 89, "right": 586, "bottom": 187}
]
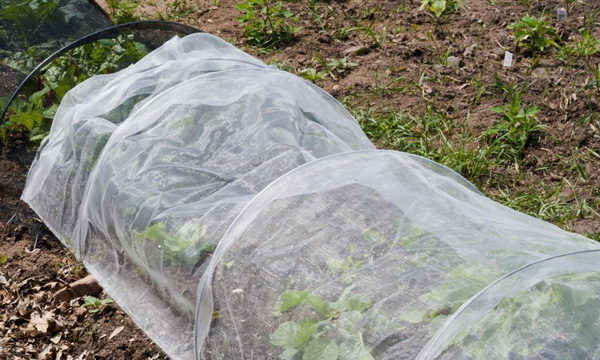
[
  {"left": 235, "top": 0, "right": 301, "bottom": 48},
  {"left": 494, "top": 185, "right": 599, "bottom": 227},
  {"left": 484, "top": 82, "right": 543, "bottom": 164},
  {"left": 323, "top": 58, "right": 357, "bottom": 80},
  {"left": 355, "top": 106, "right": 491, "bottom": 179},
  {"left": 420, "top": 0, "right": 460, "bottom": 20},
  {"left": 508, "top": 15, "right": 558, "bottom": 53},
  {"left": 82, "top": 296, "right": 114, "bottom": 314},
  {"left": 106, "top": 0, "right": 140, "bottom": 24},
  {"left": 298, "top": 67, "right": 328, "bottom": 82},
  {"left": 165, "top": 0, "right": 194, "bottom": 20}
]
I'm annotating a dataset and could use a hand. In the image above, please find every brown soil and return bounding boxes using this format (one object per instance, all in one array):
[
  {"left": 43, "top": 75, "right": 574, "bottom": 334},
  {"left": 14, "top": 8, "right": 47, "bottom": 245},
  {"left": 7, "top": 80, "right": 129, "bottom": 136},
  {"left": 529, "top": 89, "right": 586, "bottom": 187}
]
[
  {"left": 1, "top": 0, "right": 598, "bottom": 359},
  {"left": 0, "top": 134, "right": 169, "bottom": 360}
]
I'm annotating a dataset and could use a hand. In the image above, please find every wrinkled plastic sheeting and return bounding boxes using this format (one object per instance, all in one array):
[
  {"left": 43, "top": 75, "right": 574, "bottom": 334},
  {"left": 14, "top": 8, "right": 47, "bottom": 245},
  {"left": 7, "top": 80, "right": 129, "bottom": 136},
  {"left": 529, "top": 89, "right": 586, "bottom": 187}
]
[
  {"left": 22, "top": 33, "right": 374, "bottom": 359},
  {"left": 22, "top": 33, "right": 600, "bottom": 360}
]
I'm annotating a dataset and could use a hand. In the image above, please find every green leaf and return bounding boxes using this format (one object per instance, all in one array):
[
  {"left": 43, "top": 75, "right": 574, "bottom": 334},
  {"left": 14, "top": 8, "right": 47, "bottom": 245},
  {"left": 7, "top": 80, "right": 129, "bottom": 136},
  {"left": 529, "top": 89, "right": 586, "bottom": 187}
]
[
  {"left": 399, "top": 309, "right": 426, "bottom": 323},
  {"left": 0, "top": 255, "right": 8, "bottom": 264},
  {"left": 271, "top": 321, "right": 302, "bottom": 348},
  {"left": 303, "top": 338, "right": 339, "bottom": 360},
  {"left": 278, "top": 290, "right": 310, "bottom": 313},
  {"left": 279, "top": 348, "right": 300, "bottom": 360},
  {"left": 338, "top": 333, "right": 374, "bottom": 360}
]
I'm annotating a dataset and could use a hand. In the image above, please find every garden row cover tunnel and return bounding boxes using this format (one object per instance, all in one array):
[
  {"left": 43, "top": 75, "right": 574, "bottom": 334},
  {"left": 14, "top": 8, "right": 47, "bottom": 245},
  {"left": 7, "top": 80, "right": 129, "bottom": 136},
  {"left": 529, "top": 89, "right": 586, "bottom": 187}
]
[{"left": 17, "top": 30, "right": 600, "bottom": 360}]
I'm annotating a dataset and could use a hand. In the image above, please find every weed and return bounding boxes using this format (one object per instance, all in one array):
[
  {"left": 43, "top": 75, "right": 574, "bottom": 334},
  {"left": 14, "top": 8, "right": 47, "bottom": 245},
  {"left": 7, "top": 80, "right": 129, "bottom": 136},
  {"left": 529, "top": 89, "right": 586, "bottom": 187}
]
[
  {"left": 165, "top": 0, "right": 193, "bottom": 20},
  {"left": 355, "top": 106, "right": 491, "bottom": 179},
  {"left": 557, "top": 29, "right": 600, "bottom": 67},
  {"left": 508, "top": 15, "right": 558, "bottom": 53},
  {"left": 235, "top": 0, "right": 301, "bottom": 48},
  {"left": 483, "top": 79, "right": 543, "bottom": 164},
  {"left": 323, "top": 58, "right": 357, "bottom": 80},
  {"left": 106, "top": 0, "right": 140, "bottom": 24},
  {"left": 0, "top": 255, "right": 7, "bottom": 264},
  {"left": 82, "top": 296, "right": 114, "bottom": 314},
  {"left": 420, "top": 0, "right": 460, "bottom": 20},
  {"left": 494, "top": 185, "right": 599, "bottom": 227},
  {"left": 298, "top": 67, "right": 328, "bottom": 82}
]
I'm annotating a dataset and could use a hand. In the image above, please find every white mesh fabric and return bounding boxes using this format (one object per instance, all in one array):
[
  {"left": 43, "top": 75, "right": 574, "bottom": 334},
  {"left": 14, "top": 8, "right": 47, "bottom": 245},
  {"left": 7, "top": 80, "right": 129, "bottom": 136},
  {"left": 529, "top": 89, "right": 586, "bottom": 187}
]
[{"left": 22, "top": 33, "right": 374, "bottom": 359}]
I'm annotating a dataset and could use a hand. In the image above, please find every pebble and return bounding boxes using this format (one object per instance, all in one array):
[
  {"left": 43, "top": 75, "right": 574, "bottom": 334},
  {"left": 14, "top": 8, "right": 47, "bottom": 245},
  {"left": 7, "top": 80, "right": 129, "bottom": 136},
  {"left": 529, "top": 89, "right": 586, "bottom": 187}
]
[
  {"left": 463, "top": 44, "right": 477, "bottom": 57},
  {"left": 447, "top": 56, "right": 463, "bottom": 68},
  {"left": 343, "top": 45, "right": 370, "bottom": 56}
]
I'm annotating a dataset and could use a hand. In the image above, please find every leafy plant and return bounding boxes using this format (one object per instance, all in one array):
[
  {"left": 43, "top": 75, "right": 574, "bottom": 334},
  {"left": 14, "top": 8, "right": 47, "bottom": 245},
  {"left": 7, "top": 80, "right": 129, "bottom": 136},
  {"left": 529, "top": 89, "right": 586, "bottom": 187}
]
[
  {"left": 1, "top": 34, "right": 148, "bottom": 146},
  {"left": 508, "top": 15, "right": 558, "bottom": 53},
  {"left": 449, "top": 272, "right": 600, "bottom": 358},
  {"left": 131, "top": 222, "right": 215, "bottom": 266},
  {"left": 271, "top": 287, "right": 374, "bottom": 360},
  {"left": 106, "top": 0, "right": 140, "bottom": 24},
  {"left": 420, "top": 0, "right": 460, "bottom": 20},
  {"left": 484, "top": 84, "right": 543, "bottom": 163},
  {"left": 82, "top": 296, "right": 114, "bottom": 313},
  {"left": 235, "top": 0, "right": 301, "bottom": 48},
  {"left": 165, "top": 0, "right": 194, "bottom": 20},
  {"left": 299, "top": 67, "right": 328, "bottom": 82},
  {"left": 324, "top": 58, "right": 357, "bottom": 80},
  {"left": 0, "top": 254, "right": 8, "bottom": 265}
]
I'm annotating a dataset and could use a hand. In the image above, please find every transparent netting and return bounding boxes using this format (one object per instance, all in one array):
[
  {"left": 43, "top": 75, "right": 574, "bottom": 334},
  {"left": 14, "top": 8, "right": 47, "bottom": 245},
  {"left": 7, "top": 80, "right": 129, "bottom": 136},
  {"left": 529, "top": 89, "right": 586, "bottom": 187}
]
[{"left": 21, "top": 33, "right": 600, "bottom": 360}]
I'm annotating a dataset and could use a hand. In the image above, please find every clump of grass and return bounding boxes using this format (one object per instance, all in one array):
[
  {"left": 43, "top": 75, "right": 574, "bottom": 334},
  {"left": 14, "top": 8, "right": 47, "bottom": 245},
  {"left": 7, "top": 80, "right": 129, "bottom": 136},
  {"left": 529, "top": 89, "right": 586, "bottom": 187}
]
[
  {"left": 236, "top": 0, "right": 301, "bottom": 48},
  {"left": 354, "top": 105, "right": 491, "bottom": 180},
  {"left": 508, "top": 15, "right": 558, "bottom": 53},
  {"left": 493, "top": 185, "right": 600, "bottom": 227}
]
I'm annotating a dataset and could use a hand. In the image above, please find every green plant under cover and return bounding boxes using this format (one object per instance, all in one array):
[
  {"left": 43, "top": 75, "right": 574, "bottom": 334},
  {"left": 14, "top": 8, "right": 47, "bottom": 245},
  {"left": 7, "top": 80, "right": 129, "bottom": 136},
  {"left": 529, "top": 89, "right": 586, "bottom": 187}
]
[
  {"left": 1, "top": 34, "right": 148, "bottom": 146},
  {"left": 236, "top": 0, "right": 301, "bottom": 48},
  {"left": 271, "top": 287, "right": 374, "bottom": 360},
  {"left": 132, "top": 222, "right": 215, "bottom": 266}
]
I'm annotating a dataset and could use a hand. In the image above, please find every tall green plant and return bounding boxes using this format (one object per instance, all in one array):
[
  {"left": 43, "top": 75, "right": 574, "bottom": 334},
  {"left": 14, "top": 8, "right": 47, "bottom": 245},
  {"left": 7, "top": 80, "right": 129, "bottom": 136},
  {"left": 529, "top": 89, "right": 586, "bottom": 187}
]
[
  {"left": 508, "top": 15, "right": 558, "bottom": 53},
  {"left": 236, "top": 0, "right": 301, "bottom": 48}
]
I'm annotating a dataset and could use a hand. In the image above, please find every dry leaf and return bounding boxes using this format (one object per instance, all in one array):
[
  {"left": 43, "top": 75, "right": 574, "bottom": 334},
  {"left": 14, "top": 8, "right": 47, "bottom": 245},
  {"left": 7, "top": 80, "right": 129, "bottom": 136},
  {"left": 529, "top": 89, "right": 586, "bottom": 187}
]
[{"left": 108, "top": 325, "right": 125, "bottom": 340}]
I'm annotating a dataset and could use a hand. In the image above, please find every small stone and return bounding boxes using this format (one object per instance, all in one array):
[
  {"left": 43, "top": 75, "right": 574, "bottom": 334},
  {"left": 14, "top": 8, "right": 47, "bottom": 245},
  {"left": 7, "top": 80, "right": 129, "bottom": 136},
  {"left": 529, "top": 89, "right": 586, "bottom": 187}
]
[
  {"left": 447, "top": 56, "right": 463, "bottom": 68},
  {"left": 463, "top": 44, "right": 477, "bottom": 57},
  {"left": 343, "top": 45, "right": 370, "bottom": 56},
  {"left": 231, "top": 288, "right": 243, "bottom": 294},
  {"left": 332, "top": 85, "right": 340, "bottom": 91},
  {"left": 54, "top": 275, "right": 102, "bottom": 303}
]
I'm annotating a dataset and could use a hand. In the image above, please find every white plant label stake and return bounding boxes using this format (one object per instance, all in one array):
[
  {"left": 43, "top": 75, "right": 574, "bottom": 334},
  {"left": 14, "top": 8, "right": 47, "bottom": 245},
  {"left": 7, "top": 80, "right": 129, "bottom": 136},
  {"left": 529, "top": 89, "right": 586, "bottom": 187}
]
[
  {"left": 557, "top": 7, "right": 567, "bottom": 21},
  {"left": 503, "top": 51, "right": 513, "bottom": 68}
]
